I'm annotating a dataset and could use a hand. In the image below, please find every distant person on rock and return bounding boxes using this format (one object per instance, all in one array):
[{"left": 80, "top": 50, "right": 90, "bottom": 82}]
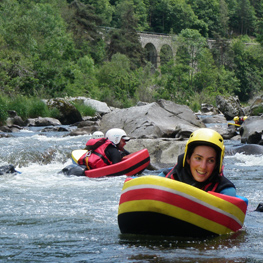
[
  {"left": 78, "top": 128, "right": 130, "bottom": 169},
  {"left": 233, "top": 116, "right": 247, "bottom": 125},
  {"left": 159, "top": 128, "right": 236, "bottom": 197}
]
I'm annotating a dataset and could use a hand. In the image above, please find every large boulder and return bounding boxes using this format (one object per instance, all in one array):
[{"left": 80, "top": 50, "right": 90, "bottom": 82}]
[
  {"left": 240, "top": 116, "right": 263, "bottom": 144},
  {"left": 216, "top": 95, "right": 244, "bottom": 120},
  {"left": 6, "top": 116, "right": 25, "bottom": 127},
  {"left": 249, "top": 95, "right": 263, "bottom": 116},
  {"left": 99, "top": 100, "right": 205, "bottom": 139},
  {"left": 127, "top": 138, "right": 186, "bottom": 169},
  {"left": 26, "top": 117, "right": 61, "bottom": 126},
  {"left": 68, "top": 97, "right": 111, "bottom": 115},
  {"left": 46, "top": 98, "right": 83, "bottom": 125}
]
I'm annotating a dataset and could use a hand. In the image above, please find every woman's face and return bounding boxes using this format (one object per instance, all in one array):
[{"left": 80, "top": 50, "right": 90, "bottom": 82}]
[{"left": 186, "top": 145, "right": 217, "bottom": 182}]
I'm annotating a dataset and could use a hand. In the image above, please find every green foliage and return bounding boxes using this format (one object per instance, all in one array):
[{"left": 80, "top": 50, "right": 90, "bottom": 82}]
[
  {"left": 0, "top": 94, "right": 8, "bottom": 125},
  {"left": 107, "top": 2, "right": 146, "bottom": 70},
  {"left": 187, "top": 0, "right": 220, "bottom": 37},
  {"left": 155, "top": 29, "right": 208, "bottom": 103},
  {"left": 64, "top": 55, "right": 100, "bottom": 97},
  {"left": 97, "top": 53, "right": 139, "bottom": 107},
  {"left": 70, "top": 101, "right": 96, "bottom": 116},
  {"left": 231, "top": 38, "right": 263, "bottom": 101},
  {"left": 187, "top": 90, "right": 217, "bottom": 112},
  {"left": 234, "top": 0, "right": 257, "bottom": 35},
  {"left": 26, "top": 99, "right": 50, "bottom": 118},
  {"left": 250, "top": 105, "right": 263, "bottom": 116},
  {"left": 6, "top": 96, "right": 49, "bottom": 119},
  {"left": 0, "top": 0, "right": 263, "bottom": 118},
  {"left": 256, "top": 19, "right": 263, "bottom": 45},
  {"left": 0, "top": 94, "right": 67, "bottom": 123},
  {"left": 112, "top": 0, "right": 148, "bottom": 31},
  {"left": 81, "top": 0, "right": 114, "bottom": 26}
]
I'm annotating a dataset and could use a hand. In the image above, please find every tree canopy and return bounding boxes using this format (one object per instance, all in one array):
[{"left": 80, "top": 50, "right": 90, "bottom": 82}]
[{"left": 0, "top": 0, "right": 263, "bottom": 115}]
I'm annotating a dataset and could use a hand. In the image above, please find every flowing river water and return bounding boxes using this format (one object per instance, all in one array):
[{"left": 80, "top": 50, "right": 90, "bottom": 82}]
[{"left": 0, "top": 126, "right": 263, "bottom": 263}]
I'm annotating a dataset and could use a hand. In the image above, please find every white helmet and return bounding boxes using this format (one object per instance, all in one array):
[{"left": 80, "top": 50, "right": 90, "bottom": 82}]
[
  {"left": 105, "top": 128, "right": 130, "bottom": 145},
  {"left": 92, "top": 131, "right": 104, "bottom": 139}
]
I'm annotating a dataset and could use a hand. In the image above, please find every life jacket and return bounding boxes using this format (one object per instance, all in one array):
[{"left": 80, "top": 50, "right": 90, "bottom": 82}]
[{"left": 78, "top": 138, "right": 113, "bottom": 169}]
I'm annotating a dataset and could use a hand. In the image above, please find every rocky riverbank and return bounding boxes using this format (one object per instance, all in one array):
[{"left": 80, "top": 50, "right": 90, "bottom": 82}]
[{"left": 1, "top": 95, "right": 263, "bottom": 168}]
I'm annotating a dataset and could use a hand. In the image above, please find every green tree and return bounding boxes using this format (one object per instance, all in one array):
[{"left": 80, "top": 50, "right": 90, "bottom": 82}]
[
  {"left": 107, "top": 2, "right": 145, "bottom": 69},
  {"left": 155, "top": 29, "right": 207, "bottom": 103},
  {"left": 0, "top": 0, "right": 77, "bottom": 97},
  {"left": 232, "top": 0, "right": 257, "bottom": 35},
  {"left": 176, "top": 29, "right": 207, "bottom": 87},
  {"left": 79, "top": 0, "right": 114, "bottom": 26},
  {"left": 112, "top": 0, "right": 148, "bottom": 31},
  {"left": 250, "top": 0, "right": 263, "bottom": 18},
  {"left": 194, "top": 48, "right": 239, "bottom": 95},
  {"left": 187, "top": 0, "right": 221, "bottom": 37},
  {"left": 144, "top": 0, "right": 207, "bottom": 35},
  {"left": 210, "top": 36, "right": 235, "bottom": 69},
  {"left": 97, "top": 53, "right": 140, "bottom": 107},
  {"left": 64, "top": 55, "right": 100, "bottom": 97},
  {"left": 218, "top": 0, "right": 230, "bottom": 37},
  {"left": 64, "top": 0, "right": 105, "bottom": 63},
  {"left": 168, "top": 0, "right": 208, "bottom": 36},
  {"left": 256, "top": 18, "right": 263, "bottom": 44},
  {"left": 232, "top": 39, "right": 263, "bottom": 101}
]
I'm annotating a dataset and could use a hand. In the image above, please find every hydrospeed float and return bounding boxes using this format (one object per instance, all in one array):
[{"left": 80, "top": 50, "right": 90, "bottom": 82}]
[
  {"left": 62, "top": 148, "right": 150, "bottom": 178},
  {"left": 228, "top": 123, "right": 241, "bottom": 128},
  {"left": 118, "top": 175, "right": 248, "bottom": 237}
]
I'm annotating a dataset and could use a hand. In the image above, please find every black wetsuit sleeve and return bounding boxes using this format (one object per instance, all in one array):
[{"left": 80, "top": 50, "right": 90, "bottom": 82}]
[
  {"left": 105, "top": 145, "right": 122, "bottom": 164},
  {"left": 120, "top": 149, "right": 130, "bottom": 158}
]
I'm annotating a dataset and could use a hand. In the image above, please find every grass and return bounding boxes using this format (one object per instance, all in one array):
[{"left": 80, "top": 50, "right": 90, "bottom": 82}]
[{"left": 0, "top": 94, "right": 96, "bottom": 125}]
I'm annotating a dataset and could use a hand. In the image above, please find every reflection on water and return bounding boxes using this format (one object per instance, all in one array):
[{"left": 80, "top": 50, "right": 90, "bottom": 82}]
[{"left": 0, "top": 127, "right": 263, "bottom": 262}]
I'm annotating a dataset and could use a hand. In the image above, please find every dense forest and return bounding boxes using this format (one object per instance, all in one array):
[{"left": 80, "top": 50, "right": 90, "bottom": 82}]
[{"left": 1, "top": 0, "right": 263, "bottom": 123}]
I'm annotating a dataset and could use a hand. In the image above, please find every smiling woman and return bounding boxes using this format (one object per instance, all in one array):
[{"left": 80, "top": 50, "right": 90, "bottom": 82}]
[
  {"left": 160, "top": 128, "right": 237, "bottom": 197},
  {"left": 187, "top": 145, "right": 217, "bottom": 183}
]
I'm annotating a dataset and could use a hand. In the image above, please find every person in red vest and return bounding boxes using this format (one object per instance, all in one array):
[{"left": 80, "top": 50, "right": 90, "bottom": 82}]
[
  {"left": 233, "top": 116, "right": 247, "bottom": 125},
  {"left": 78, "top": 128, "right": 130, "bottom": 169},
  {"left": 159, "top": 128, "right": 236, "bottom": 197}
]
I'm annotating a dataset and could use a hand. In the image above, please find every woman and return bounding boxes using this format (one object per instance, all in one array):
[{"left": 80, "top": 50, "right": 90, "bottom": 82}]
[{"left": 160, "top": 128, "right": 236, "bottom": 196}]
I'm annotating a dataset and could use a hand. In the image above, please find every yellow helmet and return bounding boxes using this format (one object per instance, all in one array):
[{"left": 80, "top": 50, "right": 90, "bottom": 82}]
[
  {"left": 183, "top": 128, "right": 225, "bottom": 173},
  {"left": 243, "top": 116, "right": 248, "bottom": 121},
  {"left": 233, "top": 116, "right": 239, "bottom": 121}
]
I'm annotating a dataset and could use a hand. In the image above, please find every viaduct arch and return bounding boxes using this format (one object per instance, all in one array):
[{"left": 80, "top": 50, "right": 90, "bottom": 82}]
[
  {"left": 101, "top": 28, "right": 225, "bottom": 68},
  {"left": 138, "top": 33, "right": 221, "bottom": 68},
  {"left": 138, "top": 33, "right": 175, "bottom": 68}
]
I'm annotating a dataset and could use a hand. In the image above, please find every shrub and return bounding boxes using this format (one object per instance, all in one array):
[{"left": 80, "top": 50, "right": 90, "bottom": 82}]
[
  {"left": 0, "top": 95, "right": 8, "bottom": 125},
  {"left": 70, "top": 101, "right": 96, "bottom": 117}
]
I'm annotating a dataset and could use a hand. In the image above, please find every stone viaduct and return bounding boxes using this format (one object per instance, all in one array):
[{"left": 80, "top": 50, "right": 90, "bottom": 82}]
[
  {"left": 138, "top": 32, "right": 175, "bottom": 68},
  {"left": 138, "top": 33, "right": 219, "bottom": 68},
  {"left": 102, "top": 28, "right": 236, "bottom": 68}
]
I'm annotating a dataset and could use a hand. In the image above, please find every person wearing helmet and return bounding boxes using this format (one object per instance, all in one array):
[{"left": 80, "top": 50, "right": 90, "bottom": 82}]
[
  {"left": 233, "top": 116, "right": 239, "bottom": 124},
  {"left": 105, "top": 128, "right": 130, "bottom": 160},
  {"left": 92, "top": 131, "right": 104, "bottom": 139},
  {"left": 79, "top": 128, "right": 130, "bottom": 170},
  {"left": 159, "top": 128, "right": 236, "bottom": 196},
  {"left": 234, "top": 116, "right": 247, "bottom": 125}
]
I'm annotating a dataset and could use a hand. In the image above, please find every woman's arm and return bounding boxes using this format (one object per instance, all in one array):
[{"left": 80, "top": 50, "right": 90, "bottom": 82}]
[{"left": 220, "top": 187, "right": 236, "bottom": 197}]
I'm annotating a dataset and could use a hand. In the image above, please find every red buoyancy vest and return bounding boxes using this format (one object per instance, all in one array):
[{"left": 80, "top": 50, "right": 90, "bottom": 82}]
[{"left": 78, "top": 139, "right": 113, "bottom": 169}]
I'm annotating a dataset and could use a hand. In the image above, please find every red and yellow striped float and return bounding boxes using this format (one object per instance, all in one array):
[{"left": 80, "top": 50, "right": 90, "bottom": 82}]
[{"left": 118, "top": 175, "right": 248, "bottom": 237}]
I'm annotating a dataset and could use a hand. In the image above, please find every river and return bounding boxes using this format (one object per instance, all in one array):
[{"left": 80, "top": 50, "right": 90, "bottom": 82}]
[{"left": 0, "top": 126, "right": 263, "bottom": 262}]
